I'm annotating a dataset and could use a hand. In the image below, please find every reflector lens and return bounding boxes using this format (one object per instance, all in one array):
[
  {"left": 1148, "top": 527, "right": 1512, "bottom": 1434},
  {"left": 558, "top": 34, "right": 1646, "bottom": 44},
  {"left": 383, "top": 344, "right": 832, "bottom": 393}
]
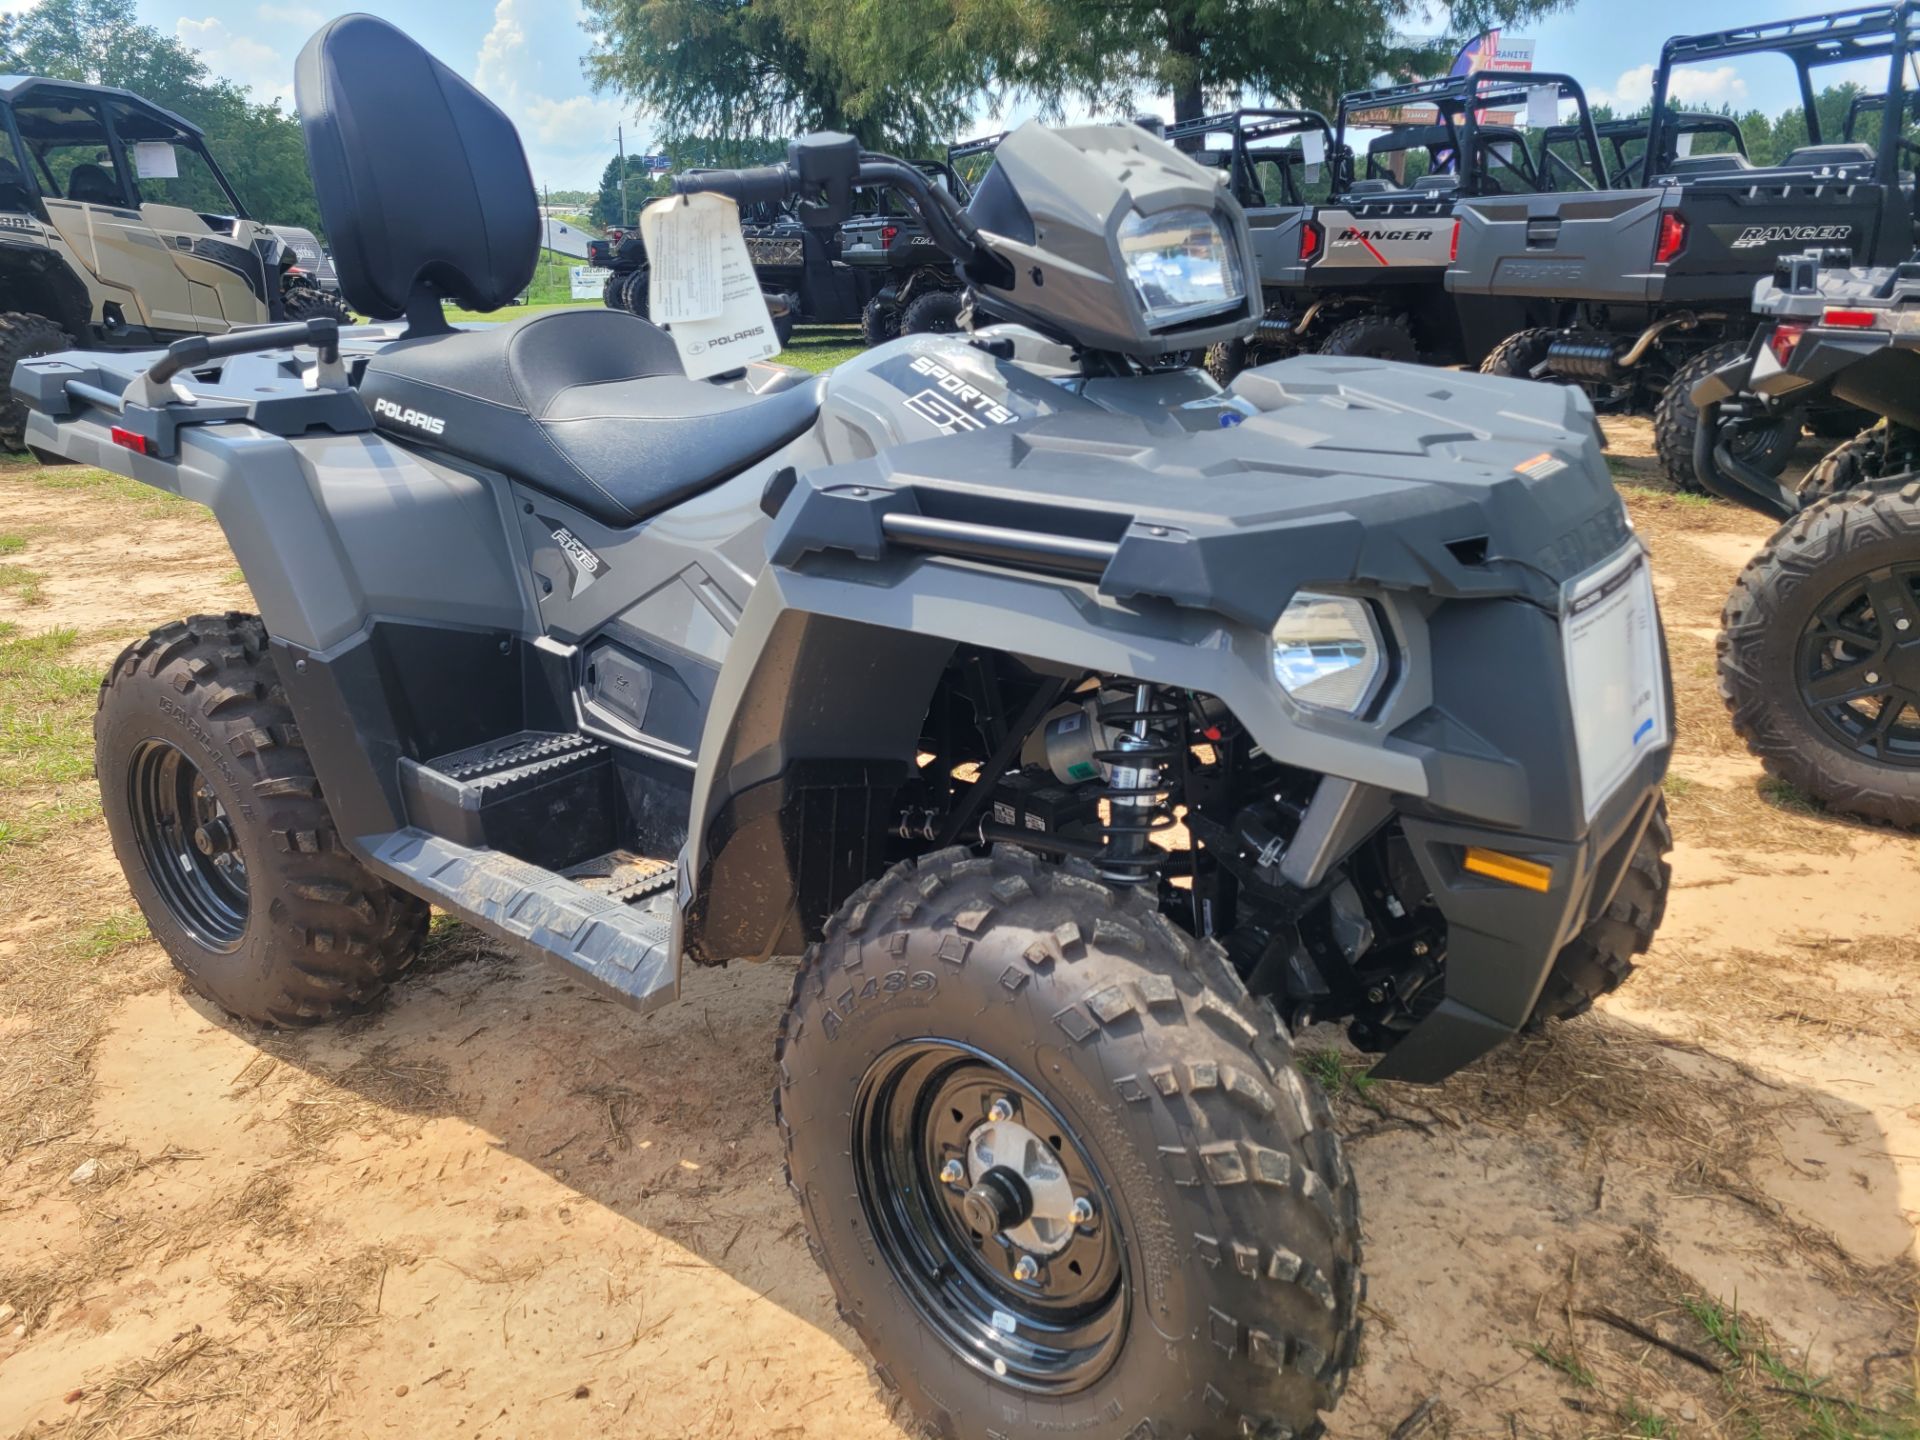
[
  {"left": 1300, "top": 219, "right": 1322, "bottom": 263},
  {"left": 1462, "top": 847, "right": 1553, "bottom": 892},
  {"left": 1449, "top": 219, "right": 1460, "bottom": 263},
  {"left": 1654, "top": 212, "right": 1687, "bottom": 265},
  {"left": 1768, "top": 322, "right": 1805, "bottom": 366},
  {"left": 881, "top": 224, "right": 898, "bottom": 248},
  {"left": 1822, "top": 307, "right": 1880, "bottom": 329},
  {"left": 110, "top": 426, "right": 150, "bottom": 455}
]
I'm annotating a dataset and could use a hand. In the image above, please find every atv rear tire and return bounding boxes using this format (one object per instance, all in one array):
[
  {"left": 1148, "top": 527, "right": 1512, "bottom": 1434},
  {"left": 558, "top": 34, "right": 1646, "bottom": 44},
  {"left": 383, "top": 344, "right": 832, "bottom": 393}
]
[
  {"left": 902, "top": 289, "right": 964, "bottom": 336},
  {"left": 778, "top": 845, "right": 1362, "bottom": 1440},
  {"left": 282, "top": 282, "right": 351, "bottom": 326},
  {"left": 0, "top": 312, "right": 73, "bottom": 452},
  {"left": 1799, "top": 430, "right": 1887, "bottom": 503},
  {"left": 1655, "top": 342, "right": 1797, "bottom": 493},
  {"left": 1526, "top": 799, "right": 1671, "bottom": 1026},
  {"left": 602, "top": 270, "right": 629, "bottom": 311},
  {"left": 1318, "top": 312, "right": 1417, "bottom": 362},
  {"left": 1720, "top": 481, "right": 1920, "bottom": 827},
  {"left": 95, "top": 613, "right": 428, "bottom": 1024},
  {"left": 1479, "top": 327, "right": 1558, "bottom": 381},
  {"left": 860, "top": 295, "right": 898, "bottom": 347}
]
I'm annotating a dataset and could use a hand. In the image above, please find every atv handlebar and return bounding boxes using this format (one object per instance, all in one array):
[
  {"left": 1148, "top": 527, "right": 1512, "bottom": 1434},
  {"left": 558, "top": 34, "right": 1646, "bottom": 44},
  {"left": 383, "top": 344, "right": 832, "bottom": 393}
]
[
  {"left": 144, "top": 317, "right": 342, "bottom": 388},
  {"left": 675, "top": 163, "right": 795, "bottom": 208}
]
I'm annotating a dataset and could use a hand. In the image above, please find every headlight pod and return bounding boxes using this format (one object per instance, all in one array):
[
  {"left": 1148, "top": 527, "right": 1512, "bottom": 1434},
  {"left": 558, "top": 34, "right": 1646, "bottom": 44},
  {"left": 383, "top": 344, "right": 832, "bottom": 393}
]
[
  {"left": 1117, "top": 206, "right": 1245, "bottom": 328},
  {"left": 1271, "top": 592, "right": 1386, "bottom": 714}
]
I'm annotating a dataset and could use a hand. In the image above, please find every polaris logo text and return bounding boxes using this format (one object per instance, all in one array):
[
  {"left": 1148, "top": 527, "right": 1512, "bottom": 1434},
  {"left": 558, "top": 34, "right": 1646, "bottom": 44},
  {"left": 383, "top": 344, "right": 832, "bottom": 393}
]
[
  {"left": 372, "top": 398, "right": 447, "bottom": 435},
  {"left": 1730, "top": 224, "right": 1854, "bottom": 250},
  {"left": 1336, "top": 227, "right": 1434, "bottom": 243}
]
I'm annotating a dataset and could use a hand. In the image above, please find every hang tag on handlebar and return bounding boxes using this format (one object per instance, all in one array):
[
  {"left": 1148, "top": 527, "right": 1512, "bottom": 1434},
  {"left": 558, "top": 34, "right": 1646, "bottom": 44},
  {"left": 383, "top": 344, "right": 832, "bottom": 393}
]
[{"left": 640, "top": 193, "right": 780, "bottom": 379}]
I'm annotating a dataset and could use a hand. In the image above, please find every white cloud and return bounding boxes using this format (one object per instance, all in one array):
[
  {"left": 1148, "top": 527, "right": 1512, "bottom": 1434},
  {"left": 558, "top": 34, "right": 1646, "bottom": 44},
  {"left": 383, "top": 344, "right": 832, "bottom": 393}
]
[
  {"left": 176, "top": 15, "right": 294, "bottom": 108},
  {"left": 256, "top": 3, "right": 323, "bottom": 29},
  {"left": 1593, "top": 62, "right": 1749, "bottom": 113},
  {"left": 472, "top": 0, "right": 637, "bottom": 189}
]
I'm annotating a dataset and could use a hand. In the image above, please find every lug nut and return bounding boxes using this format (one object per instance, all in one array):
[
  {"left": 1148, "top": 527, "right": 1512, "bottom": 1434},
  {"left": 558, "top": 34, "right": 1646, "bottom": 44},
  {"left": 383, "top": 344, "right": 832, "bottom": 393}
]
[
  {"left": 1868, "top": 671, "right": 1882, "bottom": 684},
  {"left": 940, "top": 1159, "right": 965, "bottom": 1186},
  {"left": 1013, "top": 1256, "right": 1039, "bottom": 1282},
  {"left": 1899, "top": 618, "right": 1912, "bottom": 631},
  {"left": 988, "top": 1097, "right": 1015, "bottom": 1123},
  {"left": 1070, "top": 1197, "right": 1095, "bottom": 1226}
]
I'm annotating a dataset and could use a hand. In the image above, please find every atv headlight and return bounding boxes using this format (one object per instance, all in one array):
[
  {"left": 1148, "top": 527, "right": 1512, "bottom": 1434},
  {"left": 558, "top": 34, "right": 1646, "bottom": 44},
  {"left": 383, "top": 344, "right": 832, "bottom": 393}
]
[
  {"left": 1118, "top": 206, "right": 1244, "bottom": 328},
  {"left": 1272, "top": 593, "right": 1385, "bottom": 714}
]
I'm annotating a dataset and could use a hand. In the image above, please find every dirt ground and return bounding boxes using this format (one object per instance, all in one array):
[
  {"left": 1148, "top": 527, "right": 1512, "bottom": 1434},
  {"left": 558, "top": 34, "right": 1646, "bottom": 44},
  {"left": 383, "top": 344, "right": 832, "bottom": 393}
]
[{"left": 0, "top": 421, "right": 1915, "bottom": 1439}]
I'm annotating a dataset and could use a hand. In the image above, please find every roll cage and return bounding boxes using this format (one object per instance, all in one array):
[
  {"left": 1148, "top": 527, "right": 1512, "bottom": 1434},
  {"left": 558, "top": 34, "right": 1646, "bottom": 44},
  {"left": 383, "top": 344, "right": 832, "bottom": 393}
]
[
  {"left": 0, "top": 76, "right": 250, "bottom": 220},
  {"left": 1646, "top": 3, "right": 1920, "bottom": 186},
  {"left": 1162, "top": 109, "right": 1341, "bottom": 207},
  {"left": 1334, "top": 70, "right": 1608, "bottom": 197},
  {"left": 1538, "top": 113, "right": 1748, "bottom": 190}
]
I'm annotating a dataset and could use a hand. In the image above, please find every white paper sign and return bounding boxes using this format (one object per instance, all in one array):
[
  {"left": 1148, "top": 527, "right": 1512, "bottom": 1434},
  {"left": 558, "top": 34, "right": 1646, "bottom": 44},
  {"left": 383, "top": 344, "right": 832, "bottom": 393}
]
[
  {"left": 640, "top": 192, "right": 779, "bottom": 379},
  {"left": 133, "top": 141, "right": 178, "bottom": 180},
  {"left": 571, "top": 265, "right": 610, "bottom": 300},
  {"left": 1676, "top": 130, "right": 1696, "bottom": 158},
  {"left": 1563, "top": 545, "right": 1667, "bottom": 819},
  {"left": 1300, "top": 129, "right": 1325, "bottom": 184},
  {"left": 1526, "top": 86, "right": 1559, "bottom": 131}
]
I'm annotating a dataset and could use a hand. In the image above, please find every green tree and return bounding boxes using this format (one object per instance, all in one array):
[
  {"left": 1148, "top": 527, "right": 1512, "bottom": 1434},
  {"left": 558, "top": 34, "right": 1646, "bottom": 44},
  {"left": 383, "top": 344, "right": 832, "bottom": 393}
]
[
  {"left": 0, "top": 0, "right": 320, "bottom": 230},
  {"left": 590, "top": 135, "right": 787, "bottom": 227}
]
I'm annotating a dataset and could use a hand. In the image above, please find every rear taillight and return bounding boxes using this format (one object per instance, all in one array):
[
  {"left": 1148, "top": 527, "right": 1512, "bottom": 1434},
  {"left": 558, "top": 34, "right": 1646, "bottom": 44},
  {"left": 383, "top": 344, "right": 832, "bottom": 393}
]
[
  {"left": 881, "top": 225, "right": 898, "bottom": 249},
  {"left": 110, "top": 426, "right": 150, "bottom": 455},
  {"left": 1654, "top": 213, "right": 1687, "bottom": 265},
  {"left": 1822, "top": 307, "right": 1881, "bottom": 329},
  {"left": 1300, "top": 219, "right": 1322, "bottom": 263},
  {"left": 1768, "top": 322, "right": 1805, "bottom": 366},
  {"left": 1448, "top": 219, "right": 1460, "bottom": 263}
]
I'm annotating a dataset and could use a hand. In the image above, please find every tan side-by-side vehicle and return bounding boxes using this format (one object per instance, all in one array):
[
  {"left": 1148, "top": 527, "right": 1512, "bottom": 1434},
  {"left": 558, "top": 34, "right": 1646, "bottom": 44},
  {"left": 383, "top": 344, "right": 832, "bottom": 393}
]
[{"left": 0, "top": 74, "right": 349, "bottom": 449}]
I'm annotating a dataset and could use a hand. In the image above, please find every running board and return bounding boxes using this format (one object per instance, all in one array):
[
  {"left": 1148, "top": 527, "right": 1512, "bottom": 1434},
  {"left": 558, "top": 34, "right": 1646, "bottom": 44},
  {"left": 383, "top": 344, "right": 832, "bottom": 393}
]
[{"left": 366, "top": 828, "right": 678, "bottom": 1011}]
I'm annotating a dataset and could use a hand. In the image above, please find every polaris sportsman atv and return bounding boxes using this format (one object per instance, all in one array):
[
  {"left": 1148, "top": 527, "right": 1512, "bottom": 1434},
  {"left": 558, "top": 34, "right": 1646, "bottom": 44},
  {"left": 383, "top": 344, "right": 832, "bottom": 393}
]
[
  {"left": 18, "top": 16, "right": 1674, "bottom": 1438},
  {"left": 1186, "top": 73, "right": 1605, "bottom": 385},
  {"left": 1692, "top": 247, "right": 1920, "bottom": 826},
  {"left": 1452, "top": 3, "right": 1920, "bottom": 488}
]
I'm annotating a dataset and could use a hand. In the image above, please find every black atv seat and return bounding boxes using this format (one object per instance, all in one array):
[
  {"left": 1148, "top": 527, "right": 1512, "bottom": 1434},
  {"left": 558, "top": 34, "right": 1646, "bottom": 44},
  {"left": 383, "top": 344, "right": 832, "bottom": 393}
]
[
  {"left": 1783, "top": 142, "right": 1876, "bottom": 169},
  {"left": 359, "top": 308, "right": 822, "bottom": 527}
]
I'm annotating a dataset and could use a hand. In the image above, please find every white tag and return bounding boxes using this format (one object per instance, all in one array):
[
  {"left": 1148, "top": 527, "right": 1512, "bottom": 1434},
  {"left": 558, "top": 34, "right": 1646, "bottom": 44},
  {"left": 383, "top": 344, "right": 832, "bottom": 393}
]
[
  {"left": 1526, "top": 85, "right": 1559, "bottom": 131},
  {"left": 133, "top": 141, "right": 178, "bottom": 180},
  {"left": 1300, "top": 130, "right": 1325, "bottom": 185},
  {"left": 642, "top": 193, "right": 781, "bottom": 379},
  {"left": 1676, "top": 130, "right": 1696, "bottom": 158}
]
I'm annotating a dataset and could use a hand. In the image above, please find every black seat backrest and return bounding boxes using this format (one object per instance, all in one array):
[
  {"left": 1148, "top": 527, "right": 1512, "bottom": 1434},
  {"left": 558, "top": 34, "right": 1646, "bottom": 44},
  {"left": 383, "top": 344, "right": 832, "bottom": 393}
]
[
  {"left": 1782, "top": 142, "right": 1876, "bottom": 170},
  {"left": 294, "top": 14, "right": 537, "bottom": 321},
  {"left": 65, "top": 163, "right": 120, "bottom": 205}
]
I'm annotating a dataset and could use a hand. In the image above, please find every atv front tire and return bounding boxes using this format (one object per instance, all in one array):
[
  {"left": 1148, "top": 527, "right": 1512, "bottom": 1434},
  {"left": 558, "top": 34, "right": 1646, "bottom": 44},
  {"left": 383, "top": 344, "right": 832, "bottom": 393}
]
[
  {"left": 1526, "top": 799, "right": 1671, "bottom": 1026},
  {"left": 282, "top": 282, "right": 352, "bottom": 326},
  {"left": 1720, "top": 482, "right": 1920, "bottom": 827},
  {"left": 1655, "top": 342, "right": 1797, "bottom": 492},
  {"left": 0, "top": 312, "right": 73, "bottom": 452},
  {"left": 1479, "top": 327, "right": 1558, "bottom": 381},
  {"left": 95, "top": 614, "right": 428, "bottom": 1024},
  {"left": 902, "top": 289, "right": 965, "bottom": 336},
  {"left": 778, "top": 846, "right": 1362, "bottom": 1440},
  {"left": 1318, "top": 312, "right": 1417, "bottom": 362},
  {"left": 860, "top": 295, "right": 898, "bottom": 347}
]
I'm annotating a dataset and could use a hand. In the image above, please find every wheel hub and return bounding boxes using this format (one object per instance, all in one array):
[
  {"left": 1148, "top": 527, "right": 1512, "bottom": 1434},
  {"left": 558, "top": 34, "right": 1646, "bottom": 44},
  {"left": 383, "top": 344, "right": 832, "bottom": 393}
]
[{"left": 963, "top": 1116, "right": 1080, "bottom": 1256}]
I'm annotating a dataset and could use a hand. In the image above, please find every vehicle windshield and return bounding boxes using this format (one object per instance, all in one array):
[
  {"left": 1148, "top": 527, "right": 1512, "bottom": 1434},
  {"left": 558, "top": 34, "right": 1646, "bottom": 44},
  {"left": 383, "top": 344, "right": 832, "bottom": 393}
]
[{"left": 104, "top": 101, "right": 245, "bottom": 217}]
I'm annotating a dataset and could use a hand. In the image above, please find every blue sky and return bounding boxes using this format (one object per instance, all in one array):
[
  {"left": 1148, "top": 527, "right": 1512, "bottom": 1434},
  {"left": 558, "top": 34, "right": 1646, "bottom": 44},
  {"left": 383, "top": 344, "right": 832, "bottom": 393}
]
[{"left": 91, "top": 0, "right": 1920, "bottom": 191}]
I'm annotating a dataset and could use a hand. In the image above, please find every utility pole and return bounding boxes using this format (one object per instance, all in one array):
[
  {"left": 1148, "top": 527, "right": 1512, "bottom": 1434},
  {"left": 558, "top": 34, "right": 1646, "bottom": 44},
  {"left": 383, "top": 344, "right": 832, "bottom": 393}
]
[{"left": 617, "top": 124, "right": 628, "bottom": 229}]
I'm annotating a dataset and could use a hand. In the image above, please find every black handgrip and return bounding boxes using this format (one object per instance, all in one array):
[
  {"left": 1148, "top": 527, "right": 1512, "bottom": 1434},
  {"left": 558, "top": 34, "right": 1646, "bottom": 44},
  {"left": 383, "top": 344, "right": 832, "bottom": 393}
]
[
  {"left": 673, "top": 164, "right": 795, "bottom": 205},
  {"left": 144, "top": 317, "right": 341, "bottom": 387}
]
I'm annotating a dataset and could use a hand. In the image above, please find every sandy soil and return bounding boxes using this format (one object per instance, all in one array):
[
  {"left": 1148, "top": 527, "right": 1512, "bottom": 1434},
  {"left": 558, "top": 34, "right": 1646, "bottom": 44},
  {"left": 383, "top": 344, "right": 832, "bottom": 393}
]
[{"left": 0, "top": 426, "right": 1916, "bottom": 1439}]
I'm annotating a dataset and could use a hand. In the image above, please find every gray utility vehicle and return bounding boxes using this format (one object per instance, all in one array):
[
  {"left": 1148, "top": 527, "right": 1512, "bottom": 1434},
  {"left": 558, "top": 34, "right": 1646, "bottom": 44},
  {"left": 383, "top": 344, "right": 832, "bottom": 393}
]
[
  {"left": 1451, "top": 3, "right": 1920, "bottom": 488},
  {"left": 1692, "top": 247, "right": 1920, "bottom": 826},
  {"left": 841, "top": 156, "right": 974, "bottom": 344},
  {"left": 18, "top": 16, "right": 1674, "bottom": 1439},
  {"left": 0, "top": 74, "right": 349, "bottom": 450},
  {"left": 1183, "top": 73, "right": 1605, "bottom": 385}
]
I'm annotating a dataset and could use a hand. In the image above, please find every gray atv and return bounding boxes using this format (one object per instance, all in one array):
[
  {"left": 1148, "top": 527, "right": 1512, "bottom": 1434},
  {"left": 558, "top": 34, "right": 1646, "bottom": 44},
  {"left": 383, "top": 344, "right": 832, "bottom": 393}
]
[{"left": 16, "top": 16, "right": 1674, "bottom": 1439}]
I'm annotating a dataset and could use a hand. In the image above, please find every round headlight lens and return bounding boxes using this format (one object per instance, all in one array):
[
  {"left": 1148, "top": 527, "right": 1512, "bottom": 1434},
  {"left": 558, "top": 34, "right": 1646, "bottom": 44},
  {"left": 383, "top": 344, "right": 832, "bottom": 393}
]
[
  {"left": 1272, "top": 592, "right": 1384, "bottom": 714},
  {"left": 1118, "top": 206, "right": 1245, "bottom": 328}
]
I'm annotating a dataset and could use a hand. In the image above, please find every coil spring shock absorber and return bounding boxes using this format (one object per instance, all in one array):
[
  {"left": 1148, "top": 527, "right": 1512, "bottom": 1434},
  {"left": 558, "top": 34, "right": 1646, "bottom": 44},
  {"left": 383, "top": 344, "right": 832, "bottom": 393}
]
[{"left": 1093, "top": 684, "right": 1182, "bottom": 885}]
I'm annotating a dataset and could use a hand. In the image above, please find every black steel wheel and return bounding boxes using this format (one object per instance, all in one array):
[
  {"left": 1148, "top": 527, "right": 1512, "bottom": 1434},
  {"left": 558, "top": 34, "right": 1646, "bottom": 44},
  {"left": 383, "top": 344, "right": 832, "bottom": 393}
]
[
  {"left": 777, "top": 845, "right": 1362, "bottom": 1440},
  {"left": 1721, "top": 480, "right": 1920, "bottom": 826},
  {"left": 127, "top": 737, "right": 249, "bottom": 950},
  {"left": 853, "top": 1040, "right": 1126, "bottom": 1391}
]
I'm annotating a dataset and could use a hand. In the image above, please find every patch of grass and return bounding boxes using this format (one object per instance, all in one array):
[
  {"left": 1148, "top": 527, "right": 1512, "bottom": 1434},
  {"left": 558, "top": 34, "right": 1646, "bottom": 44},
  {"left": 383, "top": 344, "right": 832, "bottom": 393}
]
[
  {"left": 1661, "top": 773, "right": 1697, "bottom": 799},
  {"left": 1525, "top": 1339, "right": 1598, "bottom": 1389},
  {"left": 1619, "top": 1404, "right": 1673, "bottom": 1438},
  {"left": 1756, "top": 775, "right": 1824, "bottom": 817},
  {"left": 0, "top": 532, "right": 26, "bottom": 554},
  {"left": 1300, "top": 1047, "right": 1376, "bottom": 1100},
  {"left": 223, "top": 566, "right": 247, "bottom": 586},
  {"left": 0, "top": 560, "right": 43, "bottom": 604},
  {"left": 0, "top": 623, "right": 99, "bottom": 803},
  {"left": 779, "top": 324, "right": 864, "bottom": 374},
  {"left": 25, "top": 464, "right": 187, "bottom": 514},
  {"left": 1616, "top": 479, "right": 1720, "bottom": 509},
  {"left": 69, "top": 908, "right": 150, "bottom": 961}
]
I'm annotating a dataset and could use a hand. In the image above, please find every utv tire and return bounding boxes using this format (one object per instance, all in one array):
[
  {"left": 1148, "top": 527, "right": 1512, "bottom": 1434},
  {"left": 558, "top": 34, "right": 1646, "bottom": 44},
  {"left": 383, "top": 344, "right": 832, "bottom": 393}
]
[
  {"left": 619, "top": 266, "right": 650, "bottom": 320},
  {"left": 1719, "top": 482, "right": 1920, "bottom": 828},
  {"left": 1479, "top": 327, "right": 1559, "bottom": 381},
  {"left": 282, "top": 283, "right": 352, "bottom": 326},
  {"left": 602, "top": 270, "right": 629, "bottom": 311},
  {"left": 1655, "top": 342, "right": 1796, "bottom": 493},
  {"left": 1800, "top": 430, "right": 1887, "bottom": 503},
  {"left": 95, "top": 613, "right": 428, "bottom": 1025},
  {"left": 1318, "top": 312, "right": 1417, "bottom": 362},
  {"left": 0, "top": 312, "right": 73, "bottom": 452},
  {"left": 1525, "top": 799, "right": 1671, "bottom": 1026},
  {"left": 1205, "top": 338, "right": 1250, "bottom": 385},
  {"left": 777, "top": 845, "right": 1362, "bottom": 1440},
  {"left": 860, "top": 295, "right": 899, "bottom": 347},
  {"left": 902, "top": 289, "right": 965, "bottom": 336}
]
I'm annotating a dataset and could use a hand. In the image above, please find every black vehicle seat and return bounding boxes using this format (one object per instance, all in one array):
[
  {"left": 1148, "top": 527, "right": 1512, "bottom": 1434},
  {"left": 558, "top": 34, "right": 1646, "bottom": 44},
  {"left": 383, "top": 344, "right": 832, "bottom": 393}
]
[
  {"left": 1782, "top": 142, "right": 1876, "bottom": 169},
  {"left": 65, "top": 163, "right": 121, "bottom": 205},
  {"left": 359, "top": 309, "right": 821, "bottom": 526},
  {"left": 296, "top": 13, "right": 820, "bottom": 529},
  {"left": 1346, "top": 178, "right": 1394, "bottom": 195},
  {"left": 1665, "top": 152, "right": 1751, "bottom": 176}
]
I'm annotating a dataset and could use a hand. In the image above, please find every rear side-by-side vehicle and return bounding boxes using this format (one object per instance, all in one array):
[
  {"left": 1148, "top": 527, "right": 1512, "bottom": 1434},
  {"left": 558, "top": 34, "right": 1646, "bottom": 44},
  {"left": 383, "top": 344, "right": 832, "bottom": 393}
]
[{"left": 18, "top": 15, "right": 1674, "bottom": 1439}]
